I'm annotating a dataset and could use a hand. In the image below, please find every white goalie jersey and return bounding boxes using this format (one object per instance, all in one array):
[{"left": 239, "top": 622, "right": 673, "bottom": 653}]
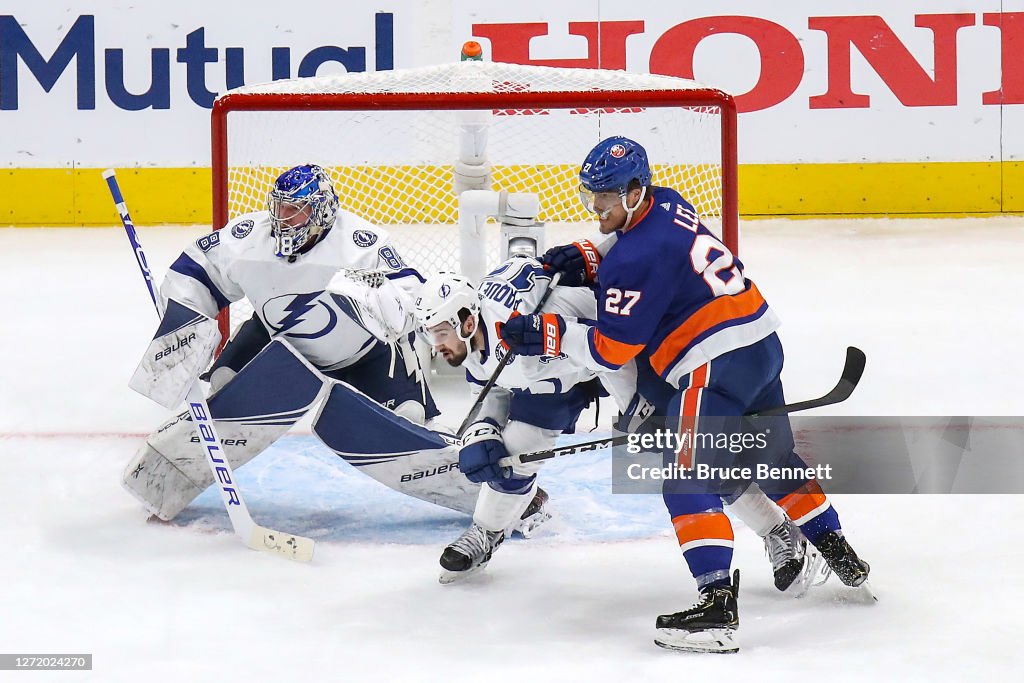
[{"left": 160, "top": 209, "right": 423, "bottom": 371}]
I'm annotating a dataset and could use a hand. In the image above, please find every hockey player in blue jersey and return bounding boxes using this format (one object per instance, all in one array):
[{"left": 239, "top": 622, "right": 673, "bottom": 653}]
[{"left": 499, "top": 137, "right": 870, "bottom": 653}]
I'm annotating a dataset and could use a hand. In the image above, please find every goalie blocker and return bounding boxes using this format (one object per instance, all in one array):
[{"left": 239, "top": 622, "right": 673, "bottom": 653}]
[
  {"left": 129, "top": 299, "right": 221, "bottom": 409},
  {"left": 123, "top": 339, "right": 480, "bottom": 521}
]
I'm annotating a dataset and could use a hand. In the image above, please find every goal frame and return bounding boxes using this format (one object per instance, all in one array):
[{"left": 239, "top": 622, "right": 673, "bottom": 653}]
[{"left": 210, "top": 85, "right": 739, "bottom": 343}]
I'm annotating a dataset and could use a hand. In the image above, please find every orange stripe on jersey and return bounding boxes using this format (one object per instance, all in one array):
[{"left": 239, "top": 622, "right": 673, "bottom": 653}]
[
  {"left": 777, "top": 481, "right": 829, "bottom": 522},
  {"left": 675, "top": 362, "right": 709, "bottom": 469},
  {"left": 592, "top": 329, "right": 645, "bottom": 366},
  {"left": 649, "top": 282, "right": 768, "bottom": 376},
  {"left": 672, "top": 511, "right": 734, "bottom": 547}
]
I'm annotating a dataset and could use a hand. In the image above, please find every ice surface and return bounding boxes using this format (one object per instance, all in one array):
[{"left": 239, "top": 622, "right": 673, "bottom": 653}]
[{"left": 1, "top": 218, "right": 1022, "bottom": 680}]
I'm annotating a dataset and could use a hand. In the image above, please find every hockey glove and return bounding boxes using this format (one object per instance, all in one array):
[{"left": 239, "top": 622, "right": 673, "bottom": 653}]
[
  {"left": 459, "top": 418, "right": 512, "bottom": 483},
  {"left": 498, "top": 313, "right": 565, "bottom": 357},
  {"left": 613, "top": 392, "right": 659, "bottom": 436},
  {"left": 540, "top": 240, "right": 601, "bottom": 286}
]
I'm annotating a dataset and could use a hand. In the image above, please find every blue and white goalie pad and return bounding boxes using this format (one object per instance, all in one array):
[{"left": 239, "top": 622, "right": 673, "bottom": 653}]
[
  {"left": 314, "top": 383, "right": 478, "bottom": 514},
  {"left": 129, "top": 299, "right": 222, "bottom": 408}
]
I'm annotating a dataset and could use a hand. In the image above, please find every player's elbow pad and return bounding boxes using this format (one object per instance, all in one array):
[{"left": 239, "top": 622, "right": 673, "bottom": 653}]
[{"left": 129, "top": 299, "right": 221, "bottom": 409}]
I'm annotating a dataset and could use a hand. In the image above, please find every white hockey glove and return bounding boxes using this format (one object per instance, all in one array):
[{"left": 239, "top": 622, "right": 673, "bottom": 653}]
[
  {"left": 129, "top": 300, "right": 221, "bottom": 409},
  {"left": 326, "top": 269, "right": 414, "bottom": 344}
]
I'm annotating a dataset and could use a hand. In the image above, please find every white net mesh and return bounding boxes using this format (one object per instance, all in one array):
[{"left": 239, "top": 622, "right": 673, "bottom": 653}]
[{"left": 215, "top": 61, "right": 732, "bottom": 332}]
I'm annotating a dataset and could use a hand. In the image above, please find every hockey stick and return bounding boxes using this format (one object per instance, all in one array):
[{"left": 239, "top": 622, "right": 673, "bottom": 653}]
[
  {"left": 456, "top": 271, "right": 563, "bottom": 435},
  {"left": 500, "top": 346, "right": 867, "bottom": 467},
  {"left": 103, "top": 169, "right": 314, "bottom": 562}
]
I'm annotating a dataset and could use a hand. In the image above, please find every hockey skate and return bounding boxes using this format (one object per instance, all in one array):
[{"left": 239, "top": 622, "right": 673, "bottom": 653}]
[
  {"left": 815, "top": 531, "right": 870, "bottom": 588},
  {"left": 513, "top": 487, "right": 551, "bottom": 537},
  {"left": 764, "top": 518, "right": 828, "bottom": 597},
  {"left": 438, "top": 524, "right": 505, "bottom": 584},
  {"left": 654, "top": 570, "right": 740, "bottom": 654}
]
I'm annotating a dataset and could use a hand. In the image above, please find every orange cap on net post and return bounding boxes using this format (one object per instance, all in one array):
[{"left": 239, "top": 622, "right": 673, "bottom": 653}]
[{"left": 461, "top": 40, "right": 483, "bottom": 61}]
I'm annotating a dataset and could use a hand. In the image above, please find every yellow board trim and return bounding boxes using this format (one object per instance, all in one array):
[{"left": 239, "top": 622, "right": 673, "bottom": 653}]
[{"left": 1, "top": 161, "right": 1021, "bottom": 226}]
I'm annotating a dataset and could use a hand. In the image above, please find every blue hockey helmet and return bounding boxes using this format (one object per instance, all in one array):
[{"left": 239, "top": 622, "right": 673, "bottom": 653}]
[
  {"left": 579, "top": 136, "right": 652, "bottom": 195},
  {"left": 267, "top": 164, "right": 339, "bottom": 257}
]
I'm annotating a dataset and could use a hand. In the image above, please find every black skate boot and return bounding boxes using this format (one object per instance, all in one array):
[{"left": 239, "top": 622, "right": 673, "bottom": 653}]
[
  {"left": 654, "top": 570, "right": 740, "bottom": 654},
  {"left": 515, "top": 487, "right": 551, "bottom": 537},
  {"left": 764, "top": 517, "right": 828, "bottom": 595},
  {"left": 815, "top": 531, "right": 870, "bottom": 587},
  {"left": 439, "top": 523, "right": 505, "bottom": 584}
]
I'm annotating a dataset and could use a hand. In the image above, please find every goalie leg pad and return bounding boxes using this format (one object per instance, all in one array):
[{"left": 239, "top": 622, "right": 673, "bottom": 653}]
[
  {"left": 124, "top": 339, "right": 327, "bottom": 520},
  {"left": 313, "top": 382, "right": 478, "bottom": 514},
  {"left": 325, "top": 337, "right": 439, "bottom": 421}
]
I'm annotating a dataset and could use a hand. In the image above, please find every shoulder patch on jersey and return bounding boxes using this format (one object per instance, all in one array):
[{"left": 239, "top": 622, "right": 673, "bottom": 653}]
[
  {"left": 660, "top": 202, "right": 671, "bottom": 210},
  {"left": 230, "top": 219, "right": 254, "bottom": 239},
  {"left": 196, "top": 231, "right": 221, "bottom": 253},
  {"left": 352, "top": 229, "right": 378, "bottom": 248}
]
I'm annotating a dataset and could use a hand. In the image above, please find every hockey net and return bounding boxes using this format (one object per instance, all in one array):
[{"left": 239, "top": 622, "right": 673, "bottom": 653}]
[{"left": 212, "top": 61, "right": 737, "bottom": 339}]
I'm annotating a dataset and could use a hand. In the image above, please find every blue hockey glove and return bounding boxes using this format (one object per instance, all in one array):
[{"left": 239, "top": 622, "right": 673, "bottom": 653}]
[
  {"left": 613, "top": 392, "right": 659, "bottom": 435},
  {"left": 540, "top": 240, "right": 601, "bottom": 286},
  {"left": 459, "top": 419, "right": 512, "bottom": 484},
  {"left": 497, "top": 313, "right": 566, "bottom": 357}
]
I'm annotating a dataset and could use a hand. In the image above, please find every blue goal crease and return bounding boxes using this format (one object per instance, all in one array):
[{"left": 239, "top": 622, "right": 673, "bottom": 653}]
[{"left": 176, "top": 434, "right": 670, "bottom": 544}]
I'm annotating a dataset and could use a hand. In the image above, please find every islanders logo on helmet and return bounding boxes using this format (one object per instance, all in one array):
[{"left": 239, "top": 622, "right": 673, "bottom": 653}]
[{"left": 579, "top": 136, "right": 652, "bottom": 194}]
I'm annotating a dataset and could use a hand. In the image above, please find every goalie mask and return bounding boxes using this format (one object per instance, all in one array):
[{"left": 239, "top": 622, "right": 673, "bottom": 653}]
[
  {"left": 267, "top": 164, "right": 340, "bottom": 257},
  {"left": 414, "top": 273, "right": 480, "bottom": 364},
  {"left": 579, "top": 136, "right": 652, "bottom": 225}
]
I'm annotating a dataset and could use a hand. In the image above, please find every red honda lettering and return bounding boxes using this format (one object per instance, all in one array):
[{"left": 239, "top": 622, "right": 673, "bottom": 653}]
[
  {"left": 983, "top": 12, "right": 1024, "bottom": 104},
  {"left": 649, "top": 16, "right": 804, "bottom": 113},
  {"left": 809, "top": 14, "right": 975, "bottom": 108}
]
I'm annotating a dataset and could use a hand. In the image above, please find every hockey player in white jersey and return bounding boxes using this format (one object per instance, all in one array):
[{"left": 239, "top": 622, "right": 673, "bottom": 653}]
[
  {"left": 416, "top": 258, "right": 619, "bottom": 582},
  {"left": 124, "top": 164, "right": 460, "bottom": 522}
]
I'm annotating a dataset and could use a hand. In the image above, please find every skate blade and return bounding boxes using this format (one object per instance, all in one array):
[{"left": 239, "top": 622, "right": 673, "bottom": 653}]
[
  {"left": 852, "top": 579, "right": 878, "bottom": 603},
  {"left": 438, "top": 561, "right": 491, "bottom": 585},
  {"left": 514, "top": 509, "right": 552, "bottom": 538},
  {"left": 654, "top": 627, "right": 739, "bottom": 654},
  {"left": 789, "top": 549, "right": 832, "bottom": 598}
]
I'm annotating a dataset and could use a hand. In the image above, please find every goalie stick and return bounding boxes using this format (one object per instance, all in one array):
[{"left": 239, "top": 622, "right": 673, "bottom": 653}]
[
  {"left": 499, "top": 346, "right": 867, "bottom": 467},
  {"left": 456, "top": 271, "right": 563, "bottom": 435},
  {"left": 103, "top": 169, "right": 314, "bottom": 563}
]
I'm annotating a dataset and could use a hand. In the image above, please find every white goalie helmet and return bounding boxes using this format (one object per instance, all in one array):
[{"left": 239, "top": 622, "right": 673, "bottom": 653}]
[{"left": 414, "top": 273, "right": 480, "bottom": 346}]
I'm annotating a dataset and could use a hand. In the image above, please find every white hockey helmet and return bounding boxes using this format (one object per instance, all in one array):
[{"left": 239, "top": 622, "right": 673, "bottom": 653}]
[{"left": 414, "top": 273, "right": 480, "bottom": 345}]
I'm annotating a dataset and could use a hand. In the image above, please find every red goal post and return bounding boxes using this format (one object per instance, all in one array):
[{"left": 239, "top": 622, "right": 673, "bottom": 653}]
[{"left": 210, "top": 62, "right": 738, "bottom": 342}]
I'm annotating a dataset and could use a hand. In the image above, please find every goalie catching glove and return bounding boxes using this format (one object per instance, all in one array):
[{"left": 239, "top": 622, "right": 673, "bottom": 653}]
[
  {"left": 326, "top": 269, "right": 414, "bottom": 344},
  {"left": 129, "top": 299, "right": 221, "bottom": 409},
  {"left": 498, "top": 312, "right": 565, "bottom": 357},
  {"left": 540, "top": 239, "right": 601, "bottom": 286},
  {"left": 459, "top": 418, "right": 512, "bottom": 484}
]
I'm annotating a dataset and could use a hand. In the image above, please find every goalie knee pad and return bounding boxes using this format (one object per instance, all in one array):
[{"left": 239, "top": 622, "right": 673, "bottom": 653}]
[{"left": 123, "top": 339, "right": 326, "bottom": 520}]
